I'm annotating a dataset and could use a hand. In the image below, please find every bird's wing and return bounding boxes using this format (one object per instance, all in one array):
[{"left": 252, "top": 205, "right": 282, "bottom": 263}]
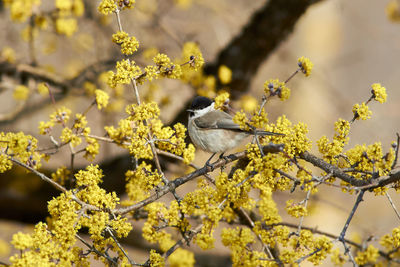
[{"left": 193, "top": 110, "right": 242, "bottom": 131}]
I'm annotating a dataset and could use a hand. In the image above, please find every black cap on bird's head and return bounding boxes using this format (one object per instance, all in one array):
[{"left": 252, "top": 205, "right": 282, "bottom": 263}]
[{"left": 187, "top": 96, "right": 213, "bottom": 115}]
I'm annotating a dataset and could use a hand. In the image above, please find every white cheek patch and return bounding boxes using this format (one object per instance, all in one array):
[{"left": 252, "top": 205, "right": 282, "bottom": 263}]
[{"left": 191, "top": 103, "right": 215, "bottom": 119}]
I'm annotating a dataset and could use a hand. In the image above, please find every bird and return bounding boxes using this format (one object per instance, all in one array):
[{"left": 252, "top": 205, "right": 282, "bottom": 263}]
[{"left": 187, "top": 96, "right": 283, "bottom": 166}]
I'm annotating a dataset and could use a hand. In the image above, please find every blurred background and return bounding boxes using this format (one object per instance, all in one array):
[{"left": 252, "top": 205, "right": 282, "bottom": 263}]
[{"left": 0, "top": 0, "right": 399, "bottom": 265}]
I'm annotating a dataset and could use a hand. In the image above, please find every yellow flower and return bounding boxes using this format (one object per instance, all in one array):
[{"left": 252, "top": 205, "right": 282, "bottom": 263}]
[
  {"left": 55, "top": 0, "right": 73, "bottom": 10},
  {"left": 37, "top": 82, "right": 49, "bottom": 95},
  {"left": 355, "top": 245, "right": 379, "bottom": 265},
  {"left": 0, "top": 154, "right": 12, "bottom": 173},
  {"left": 7, "top": 0, "right": 40, "bottom": 22},
  {"left": 13, "top": 85, "right": 30, "bottom": 101},
  {"left": 55, "top": 18, "right": 78, "bottom": 37},
  {"left": 98, "top": 0, "right": 117, "bottom": 15},
  {"left": 121, "top": 36, "right": 139, "bottom": 55},
  {"left": 239, "top": 95, "right": 258, "bottom": 112},
  {"left": 112, "top": 31, "right": 129, "bottom": 44},
  {"left": 0, "top": 238, "right": 10, "bottom": 257},
  {"left": 286, "top": 199, "right": 307, "bottom": 218},
  {"left": 168, "top": 248, "right": 195, "bottom": 267},
  {"left": 181, "top": 42, "right": 204, "bottom": 71},
  {"left": 150, "top": 249, "right": 165, "bottom": 266},
  {"left": 386, "top": 0, "right": 400, "bottom": 22},
  {"left": 298, "top": 56, "right": 313, "bottom": 77},
  {"left": 174, "top": 0, "right": 192, "bottom": 9},
  {"left": 214, "top": 92, "right": 229, "bottom": 110},
  {"left": 1, "top": 47, "right": 16, "bottom": 63},
  {"left": 371, "top": 83, "right": 387, "bottom": 104},
  {"left": 218, "top": 65, "right": 232, "bottom": 84},
  {"left": 263, "top": 78, "right": 291, "bottom": 101},
  {"left": 72, "top": 0, "right": 85, "bottom": 16},
  {"left": 95, "top": 89, "right": 109, "bottom": 110},
  {"left": 352, "top": 102, "right": 372, "bottom": 120}
]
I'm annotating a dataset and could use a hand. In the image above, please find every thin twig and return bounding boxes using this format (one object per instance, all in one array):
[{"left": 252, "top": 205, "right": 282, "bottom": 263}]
[
  {"left": 8, "top": 156, "right": 100, "bottom": 211},
  {"left": 296, "top": 189, "right": 312, "bottom": 234},
  {"left": 295, "top": 248, "right": 322, "bottom": 264},
  {"left": 385, "top": 192, "right": 400, "bottom": 221},
  {"left": 114, "top": 144, "right": 283, "bottom": 214},
  {"left": 338, "top": 190, "right": 365, "bottom": 267},
  {"left": 106, "top": 227, "right": 139, "bottom": 266},
  {"left": 76, "top": 234, "right": 119, "bottom": 265}
]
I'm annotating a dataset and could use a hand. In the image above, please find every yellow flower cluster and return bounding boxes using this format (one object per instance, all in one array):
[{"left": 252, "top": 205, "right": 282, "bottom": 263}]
[
  {"left": 37, "top": 82, "right": 49, "bottom": 95},
  {"left": 380, "top": 226, "right": 400, "bottom": 252},
  {"left": 1, "top": 47, "right": 16, "bottom": 63},
  {"left": 286, "top": 199, "right": 308, "bottom": 218},
  {"left": 263, "top": 79, "right": 291, "bottom": 101},
  {"left": 142, "top": 202, "right": 178, "bottom": 248},
  {"left": 218, "top": 65, "right": 232, "bottom": 84},
  {"left": 152, "top": 53, "right": 182, "bottom": 79},
  {"left": 371, "top": 83, "right": 387, "bottom": 103},
  {"left": 213, "top": 92, "right": 230, "bottom": 110},
  {"left": 0, "top": 132, "right": 42, "bottom": 171},
  {"left": 248, "top": 146, "right": 290, "bottom": 191},
  {"left": 3, "top": 0, "right": 40, "bottom": 22},
  {"left": 317, "top": 118, "right": 350, "bottom": 163},
  {"left": 352, "top": 102, "right": 372, "bottom": 120},
  {"left": 13, "top": 85, "right": 30, "bottom": 101},
  {"left": 386, "top": 0, "right": 400, "bottom": 22},
  {"left": 168, "top": 248, "right": 195, "bottom": 267},
  {"left": 307, "top": 236, "right": 333, "bottom": 265},
  {"left": 75, "top": 165, "right": 120, "bottom": 207},
  {"left": 298, "top": 56, "right": 314, "bottom": 77},
  {"left": 221, "top": 227, "right": 270, "bottom": 266},
  {"left": 174, "top": 0, "right": 193, "bottom": 9},
  {"left": 180, "top": 42, "right": 205, "bottom": 72},
  {"left": 253, "top": 224, "right": 290, "bottom": 249},
  {"left": 10, "top": 221, "right": 89, "bottom": 266},
  {"left": 98, "top": 0, "right": 117, "bottom": 15},
  {"left": 125, "top": 162, "right": 162, "bottom": 202},
  {"left": 239, "top": 95, "right": 258, "bottom": 112},
  {"left": 257, "top": 187, "right": 282, "bottom": 225},
  {"left": 150, "top": 249, "right": 165, "bottom": 266},
  {"left": 232, "top": 107, "right": 270, "bottom": 135},
  {"left": 95, "top": 89, "right": 110, "bottom": 110},
  {"left": 330, "top": 248, "right": 347, "bottom": 265},
  {"left": 55, "top": 18, "right": 78, "bottom": 37},
  {"left": 84, "top": 136, "right": 100, "bottom": 161},
  {"left": 106, "top": 102, "right": 194, "bottom": 162},
  {"left": 49, "top": 112, "right": 92, "bottom": 149},
  {"left": 51, "top": 166, "right": 70, "bottom": 185},
  {"left": 51, "top": 106, "right": 71, "bottom": 124},
  {"left": 265, "top": 115, "right": 312, "bottom": 158},
  {"left": 61, "top": 127, "right": 82, "bottom": 147},
  {"left": 233, "top": 110, "right": 250, "bottom": 131},
  {"left": 345, "top": 142, "right": 394, "bottom": 180},
  {"left": 112, "top": 31, "right": 139, "bottom": 55},
  {"left": 53, "top": 0, "right": 84, "bottom": 36},
  {"left": 216, "top": 170, "right": 254, "bottom": 210},
  {"left": 250, "top": 108, "right": 269, "bottom": 129},
  {"left": 355, "top": 245, "right": 379, "bottom": 265},
  {"left": 108, "top": 59, "right": 142, "bottom": 88},
  {"left": 0, "top": 154, "right": 12, "bottom": 173},
  {"left": 153, "top": 122, "right": 195, "bottom": 163},
  {"left": 180, "top": 181, "right": 221, "bottom": 249}
]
